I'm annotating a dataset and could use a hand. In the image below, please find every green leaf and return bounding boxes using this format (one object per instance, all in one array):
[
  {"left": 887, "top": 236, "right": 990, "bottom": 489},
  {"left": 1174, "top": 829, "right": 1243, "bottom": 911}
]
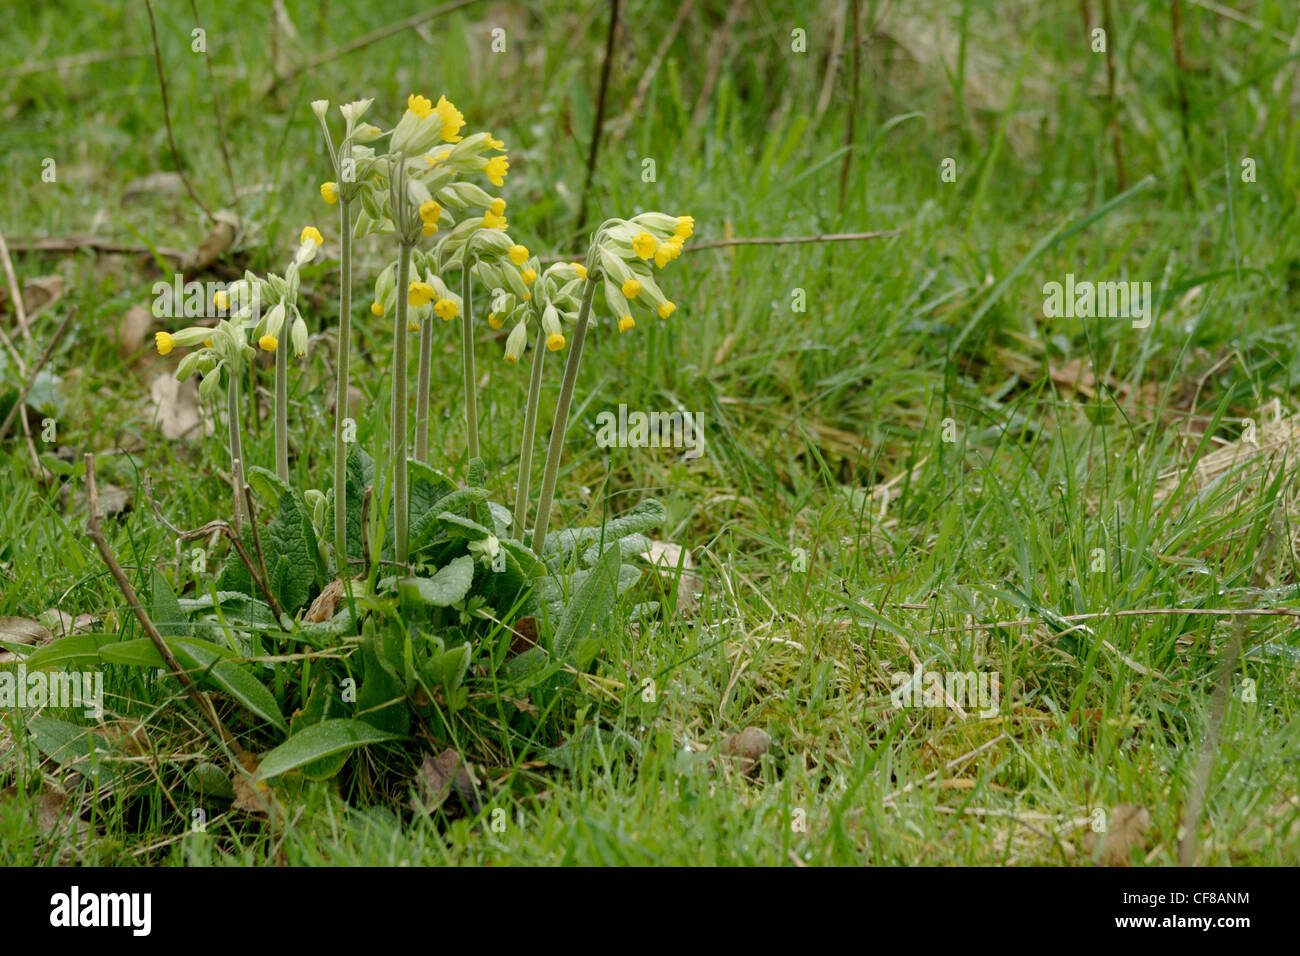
[
  {"left": 408, "top": 460, "right": 457, "bottom": 521},
  {"left": 409, "top": 488, "right": 488, "bottom": 551},
  {"left": 553, "top": 543, "right": 621, "bottom": 667},
  {"left": 170, "top": 639, "right": 288, "bottom": 735},
  {"left": 254, "top": 719, "right": 404, "bottom": 781},
  {"left": 248, "top": 466, "right": 327, "bottom": 613},
  {"left": 423, "top": 642, "right": 471, "bottom": 690},
  {"left": 151, "top": 568, "right": 189, "bottom": 637},
  {"left": 357, "top": 632, "right": 409, "bottom": 735},
  {"left": 23, "top": 633, "right": 112, "bottom": 669},
  {"left": 542, "top": 499, "right": 667, "bottom": 563},
  {"left": 27, "top": 716, "right": 116, "bottom": 788},
  {"left": 402, "top": 555, "right": 475, "bottom": 607}
]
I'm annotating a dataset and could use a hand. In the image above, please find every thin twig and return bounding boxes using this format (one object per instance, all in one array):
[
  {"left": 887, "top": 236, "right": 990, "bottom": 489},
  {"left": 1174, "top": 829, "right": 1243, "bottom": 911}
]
[
  {"left": 84, "top": 454, "right": 241, "bottom": 753},
  {"left": 838, "top": 0, "right": 862, "bottom": 212},
  {"left": 0, "top": 307, "right": 76, "bottom": 444},
  {"left": 1170, "top": 0, "right": 1194, "bottom": 198},
  {"left": 3, "top": 236, "right": 190, "bottom": 260},
  {"left": 690, "top": 0, "right": 746, "bottom": 133},
  {"left": 0, "top": 230, "right": 32, "bottom": 346},
  {"left": 1101, "top": 0, "right": 1126, "bottom": 190},
  {"left": 144, "top": 0, "right": 216, "bottom": 223},
  {"left": 145, "top": 479, "right": 288, "bottom": 625},
  {"left": 0, "top": 47, "right": 147, "bottom": 79},
  {"left": 615, "top": 0, "right": 696, "bottom": 141},
  {"left": 576, "top": 0, "right": 621, "bottom": 236}
]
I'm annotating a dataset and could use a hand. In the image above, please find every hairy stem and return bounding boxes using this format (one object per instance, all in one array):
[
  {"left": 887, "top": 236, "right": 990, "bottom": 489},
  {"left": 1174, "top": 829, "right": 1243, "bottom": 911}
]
[
  {"left": 531, "top": 273, "right": 599, "bottom": 554},
  {"left": 461, "top": 254, "right": 479, "bottom": 461},
  {"left": 513, "top": 326, "right": 546, "bottom": 540},
  {"left": 415, "top": 319, "right": 432, "bottom": 462},
  {"left": 333, "top": 198, "right": 353, "bottom": 574},
  {"left": 227, "top": 370, "right": 246, "bottom": 531},
  {"left": 392, "top": 242, "right": 413, "bottom": 565},
  {"left": 274, "top": 323, "right": 288, "bottom": 481}
]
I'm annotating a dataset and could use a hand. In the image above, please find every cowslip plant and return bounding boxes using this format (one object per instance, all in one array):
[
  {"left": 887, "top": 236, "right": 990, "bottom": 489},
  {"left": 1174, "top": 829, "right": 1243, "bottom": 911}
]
[{"left": 116, "top": 89, "right": 695, "bottom": 799}]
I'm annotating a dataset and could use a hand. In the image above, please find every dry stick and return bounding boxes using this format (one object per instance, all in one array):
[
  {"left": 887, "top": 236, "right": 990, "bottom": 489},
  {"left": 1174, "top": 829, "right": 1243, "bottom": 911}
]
[
  {"left": 575, "top": 0, "right": 621, "bottom": 236},
  {"left": 0, "top": 324, "right": 42, "bottom": 473},
  {"left": 615, "top": 0, "right": 696, "bottom": 141},
  {"left": 145, "top": 476, "right": 287, "bottom": 625},
  {"left": 251, "top": 0, "right": 480, "bottom": 104},
  {"left": 144, "top": 0, "right": 216, "bottom": 223},
  {"left": 814, "top": 0, "right": 848, "bottom": 131},
  {"left": 3, "top": 236, "right": 190, "bottom": 261},
  {"left": 838, "top": 0, "right": 863, "bottom": 212},
  {"left": 0, "top": 47, "right": 147, "bottom": 79},
  {"left": 0, "top": 307, "right": 76, "bottom": 443},
  {"left": 0, "top": 231, "right": 32, "bottom": 347},
  {"left": 85, "top": 454, "right": 241, "bottom": 754},
  {"left": 1179, "top": 526, "right": 1282, "bottom": 865},
  {"left": 189, "top": 0, "right": 239, "bottom": 208},
  {"left": 1100, "top": 0, "right": 1126, "bottom": 190}
]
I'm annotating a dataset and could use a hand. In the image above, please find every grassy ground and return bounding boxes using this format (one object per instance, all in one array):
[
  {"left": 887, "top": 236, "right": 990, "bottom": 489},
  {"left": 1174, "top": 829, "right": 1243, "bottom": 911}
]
[{"left": 1, "top": 0, "right": 1299, "bottom": 865}]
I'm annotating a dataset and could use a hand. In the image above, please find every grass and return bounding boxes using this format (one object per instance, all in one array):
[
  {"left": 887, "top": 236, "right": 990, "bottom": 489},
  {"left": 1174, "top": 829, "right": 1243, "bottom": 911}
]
[{"left": 1, "top": 0, "right": 1298, "bottom": 866}]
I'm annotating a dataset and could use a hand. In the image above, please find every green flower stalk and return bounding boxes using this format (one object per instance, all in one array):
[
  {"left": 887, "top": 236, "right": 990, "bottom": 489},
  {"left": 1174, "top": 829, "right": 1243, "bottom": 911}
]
[
  {"left": 227, "top": 369, "right": 247, "bottom": 530},
  {"left": 333, "top": 197, "right": 354, "bottom": 571},
  {"left": 392, "top": 238, "right": 414, "bottom": 564},
  {"left": 460, "top": 252, "right": 479, "bottom": 461},
  {"left": 512, "top": 322, "right": 546, "bottom": 539}
]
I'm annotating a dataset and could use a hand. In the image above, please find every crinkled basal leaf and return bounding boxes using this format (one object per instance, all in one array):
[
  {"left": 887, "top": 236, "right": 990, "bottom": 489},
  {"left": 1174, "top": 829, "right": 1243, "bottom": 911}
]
[
  {"left": 177, "top": 592, "right": 277, "bottom": 628},
  {"left": 541, "top": 499, "right": 666, "bottom": 565},
  {"left": 247, "top": 466, "right": 327, "bottom": 613},
  {"left": 253, "top": 719, "right": 404, "bottom": 782},
  {"left": 408, "top": 460, "right": 457, "bottom": 523},
  {"left": 409, "top": 487, "right": 488, "bottom": 552},
  {"left": 326, "top": 444, "right": 374, "bottom": 567},
  {"left": 552, "top": 543, "right": 622, "bottom": 667},
  {"left": 402, "top": 555, "right": 474, "bottom": 607},
  {"left": 356, "top": 633, "right": 410, "bottom": 736}
]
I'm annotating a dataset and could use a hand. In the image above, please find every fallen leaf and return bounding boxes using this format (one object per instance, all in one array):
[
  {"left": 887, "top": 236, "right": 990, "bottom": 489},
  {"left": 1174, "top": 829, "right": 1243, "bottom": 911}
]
[
  {"left": 38, "top": 609, "right": 100, "bottom": 638},
  {"left": 231, "top": 751, "right": 271, "bottom": 814},
  {"left": 183, "top": 210, "right": 239, "bottom": 272},
  {"left": 117, "top": 306, "right": 153, "bottom": 359},
  {"left": 21, "top": 275, "right": 63, "bottom": 315},
  {"left": 721, "top": 726, "right": 771, "bottom": 775},
  {"left": 506, "top": 616, "right": 538, "bottom": 659},
  {"left": 303, "top": 579, "right": 346, "bottom": 623},
  {"left": 123, "top": 171, "right": 186, "bottom": 202},
  {"left": 413, "top": 748, "right": 480, "bottom": 815},
  {"left": 1084, "top": 803, "right": 1151, "bottom": 866},
  {"left": 92, "top": 719, "right": 151, "bottom": 757},
  {"left": 0, "top": 616, "right": 54, "bottom": 663},
  {"left": 96, "top": 483, "right": 132, "bottom": 518},
  {"left": 149, "top": 372, "right": 206, "bottom": 441},
  {"left": 328, "top": 385, "right": 364, "bottom": 421},
  {"left": 641, "top": 540, "right": 703, "bottom": 613}
]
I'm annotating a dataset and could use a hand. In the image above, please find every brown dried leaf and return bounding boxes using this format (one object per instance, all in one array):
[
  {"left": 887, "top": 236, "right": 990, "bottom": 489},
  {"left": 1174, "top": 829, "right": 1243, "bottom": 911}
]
[
  {"left": 721, "top": 726, "right": 771, "bottom": 775},
  {"left": 231, "top": 751, "right": 271, "bottom": 815},
  {"left": 0, "top": 616, "right": 54, "bottom": 663},
  {"left": 1083, "top": 803, "right": 1151, "bottom": 866},
  {"left": 123, "top": 171, "right": 186, "bottom": 202},
  {"left": 38, "top": 609, "right": 100, "bottom": 638},
  {"left": 149, "top": 372, "right": 206, "bottom": 441},
  {"left": 117, "top": 305, "right": 153, "bottom": 359},
  {"left": 303, "top": 579, "right": 346, "bottom": 623},
  {"left": 506, "top": 616, "right": 538, "bottom": 659},
  {"left": 413, "top": 748, "right": 480, "bottom": 815},
  {"left": 183, "top": 211, "right": 239, "bottom": 272},
  {"left": 21, "top": 275, "right": 63, "bottom": 315},
  {"left": 92, "top": 719, "right": 152, "bottom": 757},
  {"left": 641, "top": 540, "right": 703, "bottom": 613}
]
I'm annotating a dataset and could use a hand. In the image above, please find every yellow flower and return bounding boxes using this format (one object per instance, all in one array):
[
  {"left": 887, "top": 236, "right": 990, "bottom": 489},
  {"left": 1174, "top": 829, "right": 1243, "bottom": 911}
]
[
  {"left": 422, "top": 223, "right": 439, "bottom": 237},
  {"left": 434, "top": 298, "right": 459, "bottom": 321},
  {"left": 488, "top": 313, "right": 503, "bottom": 330},
  {"left": 674, "top": 215, "right": 694, "bottom": 239},
  {"left": 407, "top": 94, "right": 434, "bottom": 119},
  {"left": 259, "top": 334, "right": 278, "bottom": 352},
  {"left": 213, "top": 289, "right": 229, "bottom": 310},
  {"left": 546, "top": 332, "right": 565, "bottom": 351},
  {"left": 489, "top": 198, "right": 506, "bottom": 216},
  {"left": 301, "top": 226, "right": 324, "bottom": 246},
  {"left": 408, "top": 320, "right": 420, "bottom": 332},
  {"left": 568, "top": 263, "right": 586, "bottom": 280},
  {"left": 484, "top": 155, "right": 509, "bottom": 187},
  {"left": 321, "top": 181, "right": 339, "bottom": 204},
  {"left": 486, "top": 135, "right": 506, "bottom": 151},
  {"left": 203, "top": 338, "right": 213, "bottom": 348},
  {"left": 658, "top": 301, "right": 676, "bottom": 319},
  {"left": 409, "top": 281, "right": 436, "bottom": 307},
  {"left": 482, "top": 211, "right": 507, "bottom": 230},
  {"left": 521, "top": 268, "right": 537, "bottom": 285},
  {"left": 505, "top": 352, "right": 519, "bottom": 364},
  {"left": 155, "top": 331, "right": 175, "bottom": 355},
  {"left": 632, "top": 232, "right": 657, "bottom": 259},
  {"left": 371, "top": 301, "right": 385, "bottom": 316},
  {"left": 435, "top": 95, "right": 465, "bottom": 142},
  {"left": 622, "top": 278, "right": 642, "bottom": 299},
  {"left": 618, "top": 315, "right": 635, "bottom": 332},
  {"left": 654, "top": 244, "right": 672, "bottom": 269},
  {"left": 419, "top": 201, "right": 441, "bottom": 225},
  {"left": 509, "top": 244, "right": 529, "bottom": 265},
  {"left": 424, "top": 149, "right": 452, "bottom": 166}
]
